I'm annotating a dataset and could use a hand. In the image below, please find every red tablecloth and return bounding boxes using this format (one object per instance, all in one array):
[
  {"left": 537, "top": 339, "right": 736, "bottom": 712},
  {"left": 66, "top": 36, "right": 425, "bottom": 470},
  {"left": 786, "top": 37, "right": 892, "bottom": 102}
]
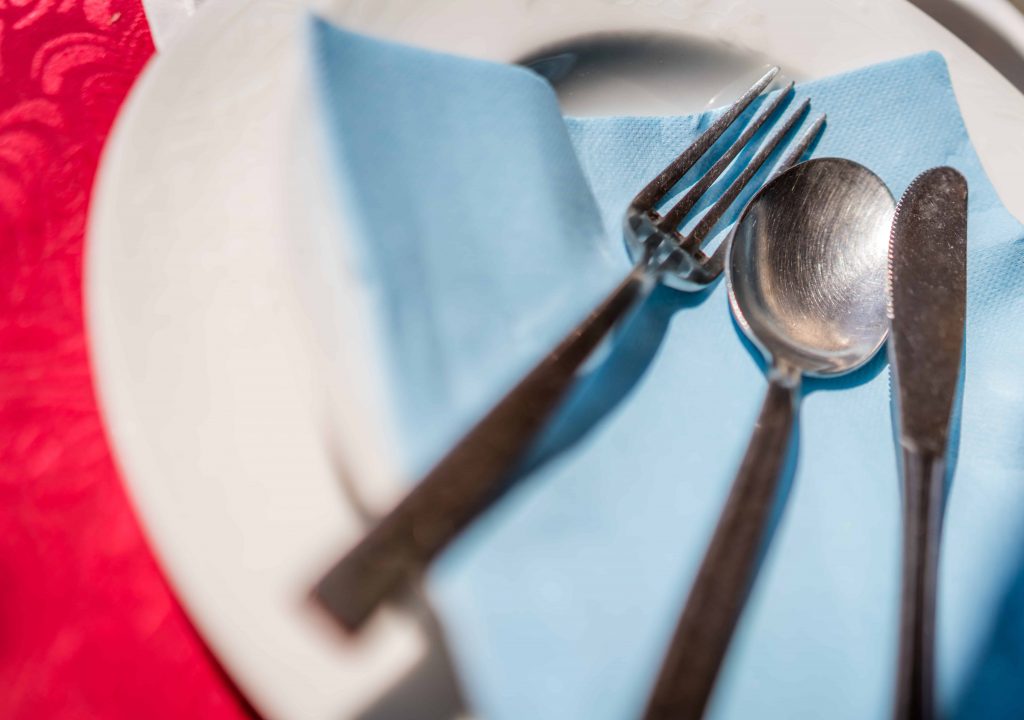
[{"left": 0, "top": 0, "right": 251, "bottom": 717}]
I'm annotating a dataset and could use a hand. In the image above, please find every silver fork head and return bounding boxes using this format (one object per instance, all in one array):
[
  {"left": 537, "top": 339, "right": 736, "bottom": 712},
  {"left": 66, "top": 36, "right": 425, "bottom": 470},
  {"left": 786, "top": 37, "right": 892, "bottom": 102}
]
[{"left": 623, "top": 67, "right": 825, "bottom": 291}]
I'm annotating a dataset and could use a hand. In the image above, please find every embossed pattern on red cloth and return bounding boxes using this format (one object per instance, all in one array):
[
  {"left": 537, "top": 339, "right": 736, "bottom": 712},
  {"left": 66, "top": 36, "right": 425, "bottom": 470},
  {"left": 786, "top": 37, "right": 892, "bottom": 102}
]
[{"left": 0, "top": 1, "right": 252, "bottom": 717}]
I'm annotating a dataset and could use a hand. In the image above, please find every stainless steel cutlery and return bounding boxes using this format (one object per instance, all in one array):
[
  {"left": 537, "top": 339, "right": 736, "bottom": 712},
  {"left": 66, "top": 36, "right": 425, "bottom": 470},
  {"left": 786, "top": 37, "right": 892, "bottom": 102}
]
[
  {"left": 644, "top": 158, "right": 895, "bottom": 719},
  {"left": 312, "top": 59, "right": 972, "bottom": 720},
  {"left": 888, "top": 167, "right": 968, "bottom": 720},
  {"left": 316, "top": 68, "right": 823, "bottom": 632}
]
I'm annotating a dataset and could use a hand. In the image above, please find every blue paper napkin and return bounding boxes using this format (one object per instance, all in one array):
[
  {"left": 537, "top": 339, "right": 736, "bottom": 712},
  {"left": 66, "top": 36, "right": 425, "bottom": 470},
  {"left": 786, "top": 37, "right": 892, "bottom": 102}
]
[{"left": 308, "top": 17, "right": 1024, "bottom": 720}]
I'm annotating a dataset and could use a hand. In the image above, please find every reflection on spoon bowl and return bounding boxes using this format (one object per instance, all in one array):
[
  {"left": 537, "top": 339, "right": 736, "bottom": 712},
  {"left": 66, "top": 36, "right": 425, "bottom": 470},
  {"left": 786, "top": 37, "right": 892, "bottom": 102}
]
[{"left": 728, "top": 157, "right": 894, "bottom": 377}]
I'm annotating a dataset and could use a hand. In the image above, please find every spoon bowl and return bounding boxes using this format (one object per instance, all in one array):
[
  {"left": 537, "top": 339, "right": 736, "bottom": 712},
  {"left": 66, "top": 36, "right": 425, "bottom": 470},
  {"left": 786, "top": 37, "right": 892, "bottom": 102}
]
[{"left": 728, "top": 157, "right": 894, "bottom": 376}]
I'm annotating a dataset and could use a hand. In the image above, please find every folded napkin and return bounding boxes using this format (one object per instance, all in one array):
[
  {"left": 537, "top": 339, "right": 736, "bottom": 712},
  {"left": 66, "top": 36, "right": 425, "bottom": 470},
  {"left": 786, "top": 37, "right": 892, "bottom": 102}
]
[{"left": 308, "top": 17, "right": 1024, "bottom": 720}]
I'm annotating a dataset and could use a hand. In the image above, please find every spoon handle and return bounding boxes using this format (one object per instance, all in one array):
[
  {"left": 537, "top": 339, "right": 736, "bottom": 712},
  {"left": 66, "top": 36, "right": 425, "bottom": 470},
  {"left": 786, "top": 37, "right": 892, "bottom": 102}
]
[
  {"left": 644, "top": 369, "right": 799, "bottom": 720},
  {"left": 893, "top": 448, "right": 945, "bottom": 720},
  {"left": 316, "top": 260, "right": 656, "bottom": 631}
]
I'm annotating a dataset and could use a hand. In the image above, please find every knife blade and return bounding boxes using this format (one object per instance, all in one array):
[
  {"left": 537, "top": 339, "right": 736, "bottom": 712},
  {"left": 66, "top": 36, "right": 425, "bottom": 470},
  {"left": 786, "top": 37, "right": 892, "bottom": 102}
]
[
  {"left": 887, "top": 166, "right": 968, "bottom": 720},
  {"left": 889, "top": 167, "right": 968, "bottom": 457}
]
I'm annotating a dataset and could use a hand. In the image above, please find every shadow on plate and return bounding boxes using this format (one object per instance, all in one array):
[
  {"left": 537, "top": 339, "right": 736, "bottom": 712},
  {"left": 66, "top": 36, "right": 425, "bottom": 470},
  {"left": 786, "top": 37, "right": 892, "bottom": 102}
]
[
  {"left": 521, "top": 31, "right": 782, "bottom": 116},
  {"left": 349, "top": 589, "right": 467, "bottom": 720},
  {"left": 323, "top": 436, "right": 468, "bottom": 719},
  {"left": 910, "top": 0, "right": 1024, "bottom": 93}
]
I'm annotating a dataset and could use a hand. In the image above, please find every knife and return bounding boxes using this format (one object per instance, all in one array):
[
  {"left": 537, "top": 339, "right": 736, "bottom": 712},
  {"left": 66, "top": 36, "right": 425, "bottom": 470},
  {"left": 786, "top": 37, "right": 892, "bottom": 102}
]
[{"left": 888, "top": 166, "right": 968, "bottom": 720}]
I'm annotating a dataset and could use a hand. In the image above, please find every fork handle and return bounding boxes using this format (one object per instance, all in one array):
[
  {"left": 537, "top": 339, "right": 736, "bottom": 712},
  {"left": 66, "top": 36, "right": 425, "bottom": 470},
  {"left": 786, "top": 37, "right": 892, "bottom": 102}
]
[
  {"left": 892, "top": 447, "right": 945, "bottom": 720},
  {"left": 644, "top": 366, "right": 799, "bottom": 720},
  {"left": 316, "top": 260, "right": 656, "bottom": 631}
]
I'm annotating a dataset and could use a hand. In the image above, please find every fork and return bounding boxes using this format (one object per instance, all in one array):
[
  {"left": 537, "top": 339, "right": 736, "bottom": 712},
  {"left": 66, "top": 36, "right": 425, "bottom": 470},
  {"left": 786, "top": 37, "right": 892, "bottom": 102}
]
[{"left": 316, "top": 67, "right": 824, "bottom": 632}]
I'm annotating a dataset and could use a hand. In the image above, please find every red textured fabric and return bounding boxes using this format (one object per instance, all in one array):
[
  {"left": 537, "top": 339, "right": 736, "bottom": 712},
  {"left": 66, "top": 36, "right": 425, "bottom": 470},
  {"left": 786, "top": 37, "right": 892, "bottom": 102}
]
[{"left": 0, "top": 1, "right": 252, "bottom": 717}]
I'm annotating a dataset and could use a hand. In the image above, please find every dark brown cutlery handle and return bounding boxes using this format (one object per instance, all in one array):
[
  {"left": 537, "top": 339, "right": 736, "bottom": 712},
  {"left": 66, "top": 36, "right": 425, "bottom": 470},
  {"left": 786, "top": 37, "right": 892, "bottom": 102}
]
[
  {"left": 893, "top": 448, "right": 945, "bottom": 720},
  {"left": 316, "top": 263, "right": 655, "bottom": 632},
  {"left": 644, "top": 369, "right": 799, "bottom": 720}
]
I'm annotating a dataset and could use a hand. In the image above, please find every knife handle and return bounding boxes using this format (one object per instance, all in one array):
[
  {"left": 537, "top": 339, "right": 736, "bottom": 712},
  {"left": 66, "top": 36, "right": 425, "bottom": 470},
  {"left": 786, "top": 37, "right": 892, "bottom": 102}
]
[
  {"left": 893, "top": 448, "right": 945, "bottom": 720},
  {"left": 643, "top": 366, "right": 799, "bottom": 720},
  {"left": 315, "top": 261, "right": 656, "bottom": 632}
]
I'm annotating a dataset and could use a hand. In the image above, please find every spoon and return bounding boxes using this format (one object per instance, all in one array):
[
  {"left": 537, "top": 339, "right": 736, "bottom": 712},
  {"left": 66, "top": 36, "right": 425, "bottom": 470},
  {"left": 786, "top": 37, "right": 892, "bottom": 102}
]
[{"left": 644, "top": 157, "right": 894, "bottom": 719}]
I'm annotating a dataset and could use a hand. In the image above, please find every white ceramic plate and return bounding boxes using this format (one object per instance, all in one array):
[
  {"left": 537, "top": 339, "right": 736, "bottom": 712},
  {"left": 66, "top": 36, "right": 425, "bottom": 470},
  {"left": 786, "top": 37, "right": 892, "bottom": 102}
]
[{"left": 87, "top": 1, "right": 1024, "bottom": 718}]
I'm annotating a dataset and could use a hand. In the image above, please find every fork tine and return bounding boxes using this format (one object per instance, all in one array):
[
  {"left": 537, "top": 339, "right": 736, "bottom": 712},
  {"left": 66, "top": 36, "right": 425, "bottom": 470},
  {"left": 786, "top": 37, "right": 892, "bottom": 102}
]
[
  {"left": 700, "top": 112, "right": 827, "bottom": 278},
  {"left": 656, "top": 82, "right": 794, "bottom": 232},
  {"left": 629, "top": 66, "right": 779, "bottom": 213},
  {"left": 769, "top": 112, "right": 826, "bottom": 180},
  {"left": 681, "top": 97, "right": 811, "bottom": 252}
]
